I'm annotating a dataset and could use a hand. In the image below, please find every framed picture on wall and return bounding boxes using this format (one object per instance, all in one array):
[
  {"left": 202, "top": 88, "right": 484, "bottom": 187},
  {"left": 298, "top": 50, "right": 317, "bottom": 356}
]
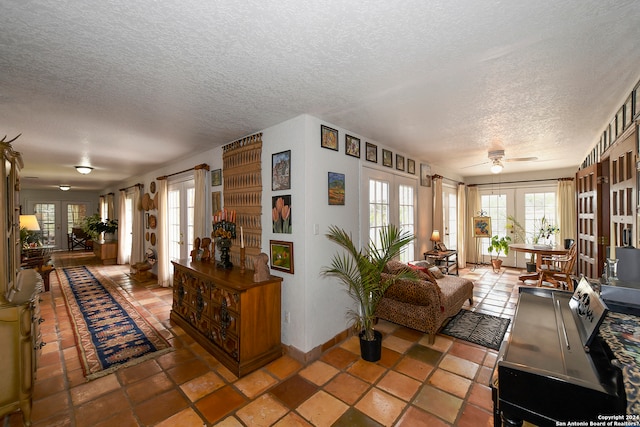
[
  {"left": 212, "top": 191, "right": 221, "bottom": 215},
  {"left": 272, "top": 150, "right": 291, "bottom": 191},
  {"left": 272, "top": 195, "right": 292, "bottom": 233},
  {"left": 396, "top": 154, "right": 405, "bottom": 171},
  {"left": 270, "top": 240, "right": 294, "bottom": 274},
  {"left": 211, "top": 169, "right": 222, "bottom": 186},
  {"left": 328, "top": 172, "right": 345, "bottom": 205},
  {"left": 345, "top": 134, "right": 360, "bottom": 158},
  {"left": 321, "top": 125, "right": 339, "bottom": 151},
  {"left": 420, "top": 163, "right": 431, "bottom": 187},
  {"left": 407, "top": 159, "right": 416, "bottom": 174},
  {"left": 382, "top": 149, "right": 392, "bottom": 167},
  {"left": 365, "top": 142, "right": 377, "bottom": 163},
  {"left": 473, "top": 216, "right": 492, "bottom": 238}
]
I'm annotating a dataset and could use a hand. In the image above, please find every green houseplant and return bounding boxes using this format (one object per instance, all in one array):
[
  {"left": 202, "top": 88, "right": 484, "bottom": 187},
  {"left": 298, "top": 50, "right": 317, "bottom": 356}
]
[
  {"left": 487, "top": 235, "right": 511, "bottom": 272},
  {"left": 323, "top": 224, "right": 417, "bottom": 361},
  {"left": 83, "top": 213, "right": 118, "bottom": 241}
]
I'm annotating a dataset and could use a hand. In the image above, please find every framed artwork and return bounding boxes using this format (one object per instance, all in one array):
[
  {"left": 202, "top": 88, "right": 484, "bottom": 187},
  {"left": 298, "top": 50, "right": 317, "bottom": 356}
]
[
  {"left": 211, "top": 169, "right": 222, "bottom": 186},
  {"left": 382, "top": 149, "right": 392, "bottom": 167},
  {"left": 396, "top": 154, "right": 405, "bottom": 171},
  {"left": 473, "top": 216, "right": 492, "bottom": 238},
  {"left": 634, "top": 80, "right": 640, "bottom": 120},
  {"left": 272, "top": 150, "right": 291, "bottom": 191},
  {"left": 435, "top": 242, "right": 448, "bottom": 251},
  {"left": 270, "top": 240, "right": 294, "bottom": 274},
  {"left": 321, "top": 125, "right": 339, "bottom": 151},
  {"left": 345, "top": 134, "right": 360, "bottom": 158},
  {"left": 624, "top": 95, "right": 632, "bottom": 130},
  {"left": 420, "top": 163, "right": 431, "bottom": 187},
  {"left": 272, "top": 195, "right": 292, "bottom": 233},
  {"left": 407, "top": 159, "right": 416, "bottom": 174},
  {"left": 212, "top": 191, "right": 221, "bottom": 214},
  {"left": 365, "top": 142, "right": 377, "bottom": 163},
  {"left": 328, "top": 172, "right": 345, "bottom": 205}
]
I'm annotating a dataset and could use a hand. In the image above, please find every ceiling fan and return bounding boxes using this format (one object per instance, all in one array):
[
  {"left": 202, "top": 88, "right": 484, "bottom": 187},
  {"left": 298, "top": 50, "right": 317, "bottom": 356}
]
[{"left": 466, "top": 150, "right": 538, "bottom": 173}]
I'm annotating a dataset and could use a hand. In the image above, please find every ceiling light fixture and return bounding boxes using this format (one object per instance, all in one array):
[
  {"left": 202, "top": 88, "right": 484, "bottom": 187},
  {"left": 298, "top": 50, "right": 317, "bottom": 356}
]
[
  {"left": 490, "top": 159, "right": 503, "bottom": 174},
  {"left": 75, "top": 165, "right": 93, "bottom": 174},
  {"left": 59, "top": 185, "right": 71, "bottom": 191}
]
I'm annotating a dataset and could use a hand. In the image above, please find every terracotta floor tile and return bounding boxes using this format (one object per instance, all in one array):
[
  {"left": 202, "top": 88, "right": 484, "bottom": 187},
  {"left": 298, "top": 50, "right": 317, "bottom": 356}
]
[
  {"left": 179, "top": 371, "right": 225, "bottom": 402},
  {"left": 195, "top": 385, "right": 246, "bottom": 424},
  {"left": 116, "top": 359, "right": 163, "bottom": 385},
  {"left": 266, "top": 355, "right": 303, "bottom": 379},
  {"left": 421, "top": 334, "right": 453, "bottom": 352},
  {"left": 324, "top": 372, "right": 370, "bottom": 405},
  {"left": 413, "top": 384, "right": 463, "bottom": 424},
  {"left": 448, "top": 342, "right": 486, "bottom": 365},
  {"left": 439, "top": 354, "right": 480, "bottom": 379},
  {"left": 166, "top": 358, "right": 211, "bottom": 384},
  {"left": 133, "top": 389, "right": 189, "bottom": 426},
  {"left": 457, "top": 402, "right": 493, "bottom": 427},
  {"left": 395, "top": 356, "right": 434, "bottom": 381},
  {"left": 392, "top": 326, "right": 424, "bottom": 342},
  {"left": 467, "top": 383, "right": 493, "bottom": 412},
  {"left": 320, "top": 346, "right": 359, "bottom": 370},
  {"left": 339, "top": 335, "right": 361, "bottom": 354},
  {"left": 406, "top": 344, "right": 443, "bottom": 365},
  {"left": 214, "top": 416, "right": 245, "bottom": 426},
  {"left": 333, "top": 407, "right": 383, "bottom": 427},
  {"left": 69, "top": 374, "right": 121, "bottom": 406},
  {"left": 29, "top": 411, "right": 72, "bottom": 427},
  {"left": 395, "top": 405, "right": 451, "bottom": 427},
  {"left": 429, "top": 369, "right": 472, "bottom": 398},
  {"left": 31, "top": 390, "right": 71, "bottom": 423},
  {"left": 355, "top": 387, "right": 407, "bottom": 426},
  {"left": 73, "top": 389, "right": 129, "bottom": 427},
  {"left": 377, "top": 346, "right": 402, "bottom": 368},
  {"left": 33, "top": 374, "right": 66, "bottom": 401},
  {"left": 90, "top": 410, "right": 139, "bottom": 427},
  {"left": 347, "top": 359, "right": 386, "bottom": 383},
  {"left": 269, "top": 374, "right": 318, "bottom": 409},
  {"left": 126, "top": 371, "right": 175, "bottom": 404},
  {"left": 272, "top": 412, "right": 313, "bottom": 426},
  {"left": 376, "top": 370, "right": 421, "bottom": 401},
  {"left": 155, "top": 347, "right": 197, "bottom": 370},
  {"left": 299, "top": 360, "right": 339, "bottom": 386},
  {"left": 373, "top": 320, "right": 398, "bottom": 335},
  {"left": 234, "top": 369, "right": 278, "bottom": 399},
  {"left": 382, "top": 335, "right": 414, "bottom": 354},
  {"left": 296, "top": 390, "right": 349, "bottom": 426},
  {"left": 236, "top": 393, "right": 289, "bottom": 427}
]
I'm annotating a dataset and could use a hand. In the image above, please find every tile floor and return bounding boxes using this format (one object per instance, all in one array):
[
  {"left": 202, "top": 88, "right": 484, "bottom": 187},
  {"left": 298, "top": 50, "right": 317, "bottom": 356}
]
[{"left": 8, "top": 252, "right": 531, "bottom": 427}]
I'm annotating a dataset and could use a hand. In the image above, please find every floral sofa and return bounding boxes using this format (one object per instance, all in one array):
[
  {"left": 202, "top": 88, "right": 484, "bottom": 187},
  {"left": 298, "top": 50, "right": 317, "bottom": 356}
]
[{"left": 375, "top": 260, "right": 474, "bottom": 343}]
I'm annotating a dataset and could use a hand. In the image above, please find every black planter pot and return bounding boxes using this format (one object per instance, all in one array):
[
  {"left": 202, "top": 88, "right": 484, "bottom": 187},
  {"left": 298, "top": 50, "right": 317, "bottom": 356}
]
[{"left": 359, "top": 330, "right": 382, "bottom": 362}]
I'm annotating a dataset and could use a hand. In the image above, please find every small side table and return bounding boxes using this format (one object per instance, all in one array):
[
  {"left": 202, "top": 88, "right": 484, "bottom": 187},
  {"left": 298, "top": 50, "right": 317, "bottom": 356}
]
[{"left": 424, "top": 250, "right": 458, "bottom": 275}]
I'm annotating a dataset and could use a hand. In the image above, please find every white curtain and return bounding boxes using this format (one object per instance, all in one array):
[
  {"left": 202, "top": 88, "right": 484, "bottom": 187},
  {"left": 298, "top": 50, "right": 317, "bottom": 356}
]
[
  {"left": 117, "top": 190, "right": 129, "bottom": 265},
  {"left": 457, "top": 183, "right": 467, "bottom": 268},
  {"left": 157, "top": 179, "right": 171, "bottom": 287},
  {"left": 106, "top": 193, "right": 115, "bottom": 221},
  {"left": 432, "top": 176, "right": 444, "bottom": 240},
  {"left": 194, "top": 166, "right": 211, "bottom": 240},
  {"left": 557, "top": 179, "right": 576, "bottom": 244},
  {"left": 130, "top": 185, "right": 145, "bottom": 265},
  {"left": 467, "top": 186, "right": 480, "bottom": 263}
]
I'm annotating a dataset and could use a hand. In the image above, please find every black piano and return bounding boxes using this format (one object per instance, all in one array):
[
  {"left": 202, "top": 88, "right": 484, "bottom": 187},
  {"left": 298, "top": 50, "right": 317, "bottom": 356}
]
[{"left": 492, "top": 279, "right": 628, "bottom": 426}]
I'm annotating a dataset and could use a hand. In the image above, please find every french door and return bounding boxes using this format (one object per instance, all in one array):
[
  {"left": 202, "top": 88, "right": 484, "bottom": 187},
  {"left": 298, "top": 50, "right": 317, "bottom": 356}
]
[{"left": 168, "top": 179, "right": 195, "bottom": 262}]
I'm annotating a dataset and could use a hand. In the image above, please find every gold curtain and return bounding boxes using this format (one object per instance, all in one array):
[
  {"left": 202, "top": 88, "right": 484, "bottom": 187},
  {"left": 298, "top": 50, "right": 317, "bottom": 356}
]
[
  {"left": 222, "top": 133, "right": 263, "bottom": 268},
  {"left": 557, "top": 178, "right": 576, "bottom": 243}
]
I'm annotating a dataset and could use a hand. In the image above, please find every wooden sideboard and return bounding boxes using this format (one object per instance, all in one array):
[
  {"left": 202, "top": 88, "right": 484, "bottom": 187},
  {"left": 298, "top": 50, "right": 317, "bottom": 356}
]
[
  {"left": 93, "top": 240, "right": 117, "bottom": 265},
  {"left": 170, "top": 260, "right": 283, "bottom": 377}
]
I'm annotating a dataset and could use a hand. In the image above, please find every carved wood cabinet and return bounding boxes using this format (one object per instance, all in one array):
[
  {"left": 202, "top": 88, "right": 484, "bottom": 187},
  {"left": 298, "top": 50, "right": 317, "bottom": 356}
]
[
  {"left": 1, "top": 139, "right": 43, "bottom": 426},
  {"left": 170, "top": 260, "right": 282, "bottom": 377}
]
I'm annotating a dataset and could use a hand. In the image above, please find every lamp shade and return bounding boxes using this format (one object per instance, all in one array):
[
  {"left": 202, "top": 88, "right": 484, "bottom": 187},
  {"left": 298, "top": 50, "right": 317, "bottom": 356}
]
[
  {"left": 75, "top": 165, "right": 93, "bottom": 174},
  {"left": 19, "top": 215, "right": 40, "bottom": 231},
  {"left": 430, "top": 230, "right": 440, "bottom": 242}
]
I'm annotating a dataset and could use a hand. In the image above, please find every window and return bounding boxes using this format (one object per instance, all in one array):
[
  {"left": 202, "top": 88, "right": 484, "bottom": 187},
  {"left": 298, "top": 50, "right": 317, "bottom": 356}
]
[
  {"left": 34, "top": 203, "right": 56, "bottom": 245},
  {"left": 444, "top": 187, "right": 458, "bottom": 250},
  {"left": 369, "top": 179, "right": 389, "bottom": 251},
  {"left": 480, "top": 193, "right": 507, "bottom": 254},
  {"left": 524, "top": 191, "right": 557, "bottom": 245},
  {"left": 168, "top": 179, "right": 195, "bottom": 262},
  {"left": 398, "top": 184, "right": 415, "bottom": 262},
  {"left": 66, "top": 204, "right": 88, "bottom": 234}
]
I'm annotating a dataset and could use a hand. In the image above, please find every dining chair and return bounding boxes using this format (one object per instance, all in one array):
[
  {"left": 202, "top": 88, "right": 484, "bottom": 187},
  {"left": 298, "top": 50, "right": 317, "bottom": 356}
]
[{"left": 536, "top": 243, "right": 578, "bottom": 291}]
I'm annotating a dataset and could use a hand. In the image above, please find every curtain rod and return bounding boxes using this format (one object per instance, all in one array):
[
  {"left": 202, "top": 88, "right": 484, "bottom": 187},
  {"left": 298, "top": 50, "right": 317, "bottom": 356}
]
[
  {"left": 119, "top": 183, "right": 143, "bottom": 192},
  {"left": 99, "top": 192, "right": 115, "bottom": 197},
  {"left": 468, "top": 177, "right": 573, "bottom": 187},
  {"left": 431, "top": 174, "right": 462, "bottom": 185},
  {"left": 157, "top": 163, "right": 209, "bottom": 180}
]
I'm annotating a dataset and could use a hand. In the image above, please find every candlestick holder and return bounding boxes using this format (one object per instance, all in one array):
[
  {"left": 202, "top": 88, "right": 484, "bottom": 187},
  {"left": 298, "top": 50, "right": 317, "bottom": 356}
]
[{"left": 240, "top": 247, "right": 246, "bottom": 273}]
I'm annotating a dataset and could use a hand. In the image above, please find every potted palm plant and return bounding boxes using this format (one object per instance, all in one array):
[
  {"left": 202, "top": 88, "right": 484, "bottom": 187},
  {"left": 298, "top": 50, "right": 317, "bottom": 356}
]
[
  {"left": 488, "top": 235, "right": 511, "bottom": 272},
  {"left": 323, "top": 224, "right": 417, "bottom": 362}
]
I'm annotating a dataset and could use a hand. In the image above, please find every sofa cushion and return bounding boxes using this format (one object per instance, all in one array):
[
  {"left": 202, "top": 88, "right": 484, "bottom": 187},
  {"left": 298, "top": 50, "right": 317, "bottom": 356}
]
[
  {"left": 381, "top": 272, "right": 443, "bottom": 307},
  {"left": 384, "top": 260, "right": 410, "bottom": 274},
  {"left": 428, "top": 266, "right": 445, "bottom": 279}
]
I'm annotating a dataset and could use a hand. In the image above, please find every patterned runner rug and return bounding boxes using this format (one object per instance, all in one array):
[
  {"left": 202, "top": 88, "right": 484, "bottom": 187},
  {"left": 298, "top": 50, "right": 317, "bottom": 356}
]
[
  {"left": 57, "top": 266, "right": 172, "bottom": 380},
  {"left": 441, "top": 309, "right": 510, "bottom": 350}
]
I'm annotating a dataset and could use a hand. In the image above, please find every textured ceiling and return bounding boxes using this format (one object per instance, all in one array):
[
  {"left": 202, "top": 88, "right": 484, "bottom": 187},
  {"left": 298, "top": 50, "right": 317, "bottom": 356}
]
[{"left": 1, "top": 0, "right": 639, "bottom": 190}]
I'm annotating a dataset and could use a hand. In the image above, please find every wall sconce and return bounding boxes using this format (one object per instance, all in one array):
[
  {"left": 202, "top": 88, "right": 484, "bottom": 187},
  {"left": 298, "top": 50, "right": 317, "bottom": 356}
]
[
  {"left": 59, "top": 185, "right": 71, "bottom": 191},
  {"left": 75, "top": 166, "right": 93, "bottom": 174},
  {"left": 430, "top": 230, "right": 440, "bottom": 249}
]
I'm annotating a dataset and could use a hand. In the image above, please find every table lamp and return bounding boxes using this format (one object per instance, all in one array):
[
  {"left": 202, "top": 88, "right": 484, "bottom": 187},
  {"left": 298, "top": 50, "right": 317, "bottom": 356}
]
[{"left": 430, "top": 230, "right": 440, "bottom": 250}]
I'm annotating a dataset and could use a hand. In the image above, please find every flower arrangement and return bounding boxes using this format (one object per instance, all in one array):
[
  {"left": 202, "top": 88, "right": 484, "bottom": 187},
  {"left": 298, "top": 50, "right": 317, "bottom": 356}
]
[
  {"left": 533, "top": 216, "right": 559, "bottom": 244},
  {"left": 212, "top": 209, "right": 237, "bottom": 240}
]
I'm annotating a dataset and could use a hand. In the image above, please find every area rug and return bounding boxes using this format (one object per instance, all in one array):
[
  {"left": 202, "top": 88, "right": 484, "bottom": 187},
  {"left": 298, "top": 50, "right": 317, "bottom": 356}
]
[
  {"left": 441, "top": 310, "right": 510, "bottom": 350},
  {"left": 57, "top": 266, "right": 172, "bottom": 380}
]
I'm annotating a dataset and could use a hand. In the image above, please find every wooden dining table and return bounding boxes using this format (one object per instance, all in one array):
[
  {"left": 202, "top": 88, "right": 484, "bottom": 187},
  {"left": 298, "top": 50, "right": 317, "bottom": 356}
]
[{"left": 509, "top": 243, "right": 569, "bottom": 282}]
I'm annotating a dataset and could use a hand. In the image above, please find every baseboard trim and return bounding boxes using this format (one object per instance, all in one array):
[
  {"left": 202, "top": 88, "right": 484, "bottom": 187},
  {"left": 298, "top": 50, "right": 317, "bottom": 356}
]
[{"left": 282, "top": 327, "right": 352, "bottom": 365}]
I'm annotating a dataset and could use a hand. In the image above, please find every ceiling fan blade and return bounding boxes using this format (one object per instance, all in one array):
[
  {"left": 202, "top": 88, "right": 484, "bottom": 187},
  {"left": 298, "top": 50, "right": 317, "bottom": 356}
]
[
  {"left": 505, "top": 156, "right": 538, "bottom": 162},
  {"left": 461, "top": 160, "right": 490, "bottom": 169}
]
